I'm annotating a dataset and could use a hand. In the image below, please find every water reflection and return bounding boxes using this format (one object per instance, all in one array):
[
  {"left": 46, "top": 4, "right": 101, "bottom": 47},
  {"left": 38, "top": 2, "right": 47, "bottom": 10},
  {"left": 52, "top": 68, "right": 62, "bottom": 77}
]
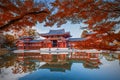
[
  {"left": 0, "top": 52, "right": 120, "bottom": 80},
  {"left": 0, "top": 53, "right": 16, "bottom": 68},
  {"left": 15, "top": 52, "right": 101, "bottom": 72}
]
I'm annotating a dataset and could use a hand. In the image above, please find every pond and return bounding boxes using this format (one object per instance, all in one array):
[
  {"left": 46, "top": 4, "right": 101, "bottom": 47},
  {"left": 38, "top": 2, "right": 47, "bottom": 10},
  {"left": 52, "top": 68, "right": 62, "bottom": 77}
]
[{"left": 0, "top": 52, "right": 120, "bottom": 80}]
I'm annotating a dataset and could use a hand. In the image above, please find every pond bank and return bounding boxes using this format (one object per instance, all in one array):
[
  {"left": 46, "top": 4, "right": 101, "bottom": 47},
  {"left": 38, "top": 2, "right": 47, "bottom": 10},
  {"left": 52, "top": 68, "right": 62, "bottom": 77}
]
[{"left": 13, "top": 48, "right": 120, "bottom": 54}]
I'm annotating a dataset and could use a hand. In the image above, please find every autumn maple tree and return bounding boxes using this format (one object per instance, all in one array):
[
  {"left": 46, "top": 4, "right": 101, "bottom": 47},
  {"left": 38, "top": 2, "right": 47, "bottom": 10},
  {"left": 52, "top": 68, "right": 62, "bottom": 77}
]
[
  {"left": 0, "top": 0, "right": 50, "bottom": 31},
  {"left": 0, "top": 32, "right": 6, "bottom": 47},
  {"left": 46, "top": 0, "right": 120, "bottom": 50},
  {"left": 0, "top": 0, "right": 119, "bottom": 32},
  {"left": 0, "top": 0, "right": 120, "bottom": 50},
  {"left": 48, "top": 0, "right": 120, "bottom": 32},
  {"left": 4, "top": 34, "right": 15, "bottom": 47},
  {"left": 47, "top": 0, "right": 119, "bottom": 25},
  {"left": 16, "top": 27, "right": 37, "bottom": 37}
]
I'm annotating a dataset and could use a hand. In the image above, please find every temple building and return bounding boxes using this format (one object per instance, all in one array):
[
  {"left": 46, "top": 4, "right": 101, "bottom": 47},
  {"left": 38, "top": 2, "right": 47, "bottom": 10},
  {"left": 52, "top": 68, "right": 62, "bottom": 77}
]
[
  {"left": 40, "top": 29, "right": 71, "bottom": 48},
  {"left": 16, "top": 29, "right": 86, "bottom": 50}
]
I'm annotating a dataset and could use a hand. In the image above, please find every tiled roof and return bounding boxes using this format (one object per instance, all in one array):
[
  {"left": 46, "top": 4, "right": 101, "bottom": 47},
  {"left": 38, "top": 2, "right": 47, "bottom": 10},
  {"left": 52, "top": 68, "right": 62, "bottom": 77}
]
[
  {"left": 68, "top": 38, "right": 87, "bottom": 42},
  {"left": 30, "top": 40, "right": 43, "bottom": 42},
  {"left": 48, "top": 29, "right": 65, "bottom": 35},
  {"left": 23, "top": 40, "right": 44, "bottom": 43},
  {"left": 40, "top": 29, "right": 71, "bottom": 37},
  {"left": 20, "top": 36, "right": 34, "bottom": 40}
]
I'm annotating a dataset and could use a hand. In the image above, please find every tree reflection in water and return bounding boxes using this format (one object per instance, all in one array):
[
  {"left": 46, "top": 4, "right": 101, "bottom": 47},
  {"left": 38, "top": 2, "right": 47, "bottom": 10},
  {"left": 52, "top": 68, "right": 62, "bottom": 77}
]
[
  {"left": 0, "top": 53, "right": 16, "bottom": 69},
  {"left": 0, "top": 52, "right": 120, "bottom": 74}
]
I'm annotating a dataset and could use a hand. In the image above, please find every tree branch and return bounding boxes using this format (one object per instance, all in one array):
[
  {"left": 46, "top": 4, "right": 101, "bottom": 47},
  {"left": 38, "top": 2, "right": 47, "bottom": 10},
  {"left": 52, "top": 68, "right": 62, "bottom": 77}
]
[{"left": 0, "top": 10, "right": 49, "bottom": 30}]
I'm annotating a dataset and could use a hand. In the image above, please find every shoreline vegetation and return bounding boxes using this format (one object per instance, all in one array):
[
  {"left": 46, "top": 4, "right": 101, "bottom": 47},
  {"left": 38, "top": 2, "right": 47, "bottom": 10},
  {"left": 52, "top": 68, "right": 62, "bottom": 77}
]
[{"left": 0, "top": 48, "right": 10, "bottom": 56}]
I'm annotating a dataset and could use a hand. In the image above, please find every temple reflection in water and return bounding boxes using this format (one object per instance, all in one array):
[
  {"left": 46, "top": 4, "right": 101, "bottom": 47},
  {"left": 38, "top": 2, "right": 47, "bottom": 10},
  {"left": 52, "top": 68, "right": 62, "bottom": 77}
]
[
  {"left": 1, "top": 52, "right": 120, "bottom": 80},
  {"left": 9, "top": 52, "right": 119, "bottom": 74}
]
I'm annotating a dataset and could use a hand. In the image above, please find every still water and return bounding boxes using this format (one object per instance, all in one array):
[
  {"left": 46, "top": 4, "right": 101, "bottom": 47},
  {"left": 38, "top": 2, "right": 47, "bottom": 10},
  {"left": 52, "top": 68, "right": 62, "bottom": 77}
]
[{"left": 0, "top": 52, "right": 120, "bottom": 80}]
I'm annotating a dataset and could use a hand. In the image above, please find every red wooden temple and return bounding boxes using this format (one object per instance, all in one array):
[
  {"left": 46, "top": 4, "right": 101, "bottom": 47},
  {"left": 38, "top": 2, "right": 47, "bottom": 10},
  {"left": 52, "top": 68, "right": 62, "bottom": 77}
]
[
  {"left": 16, "top": 29, "right": 86, "bottom": 50},
  {"left": 40, "top": 29, "right": 71, "bottom": 48}
]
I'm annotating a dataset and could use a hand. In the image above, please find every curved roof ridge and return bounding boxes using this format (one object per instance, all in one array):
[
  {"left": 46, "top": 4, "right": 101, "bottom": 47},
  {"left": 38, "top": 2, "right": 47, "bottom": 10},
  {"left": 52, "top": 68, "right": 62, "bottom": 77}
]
[
  {"left": 40, "top": 29, "right": 71, "bottom": 37},
  {"left": 48, "top": 29, "right": 65, "bottom": 34},
  {"left": 49, "top": 29, "right": 65, "bottom": 33}
]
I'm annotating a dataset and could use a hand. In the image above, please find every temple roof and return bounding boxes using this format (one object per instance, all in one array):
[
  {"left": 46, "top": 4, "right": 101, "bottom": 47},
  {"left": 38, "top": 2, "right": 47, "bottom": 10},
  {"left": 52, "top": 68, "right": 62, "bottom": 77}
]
[
  {"left": 49, "top": 29, "right": 65, "bottom": 34},
  {"left": 40, "top": 29, "right": 71, "bottom": 37},
  {"left": 68, "top": 38, "right": 87, "bottom": 42},
  {"left": 20, "top": 36, "right": 34, "bottom": 40},
  {"left": 29, "top": 40, "right": 43, "bottom": 42},
  {"left": 23, "top": 40, "right": 43, "bottom": 43}
]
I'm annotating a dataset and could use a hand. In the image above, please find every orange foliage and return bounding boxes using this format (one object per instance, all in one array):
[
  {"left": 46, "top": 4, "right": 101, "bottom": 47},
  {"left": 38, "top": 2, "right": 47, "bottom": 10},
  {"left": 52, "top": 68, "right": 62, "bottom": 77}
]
[
  {"left": 0, "top": 0, "right": 50, "bottom": 31},
  {"left": 4, "top": 34, "right": 15, "bottom": 47},
  {"left": 47, "top": 0, "right": 119, "bottom": 50},
  {"left": 0, "top": 0, "right": 119, "bottom": 31},
  {"left": 45, "top": 0, "right": 119, "bottom": 30},
  {"left": 0, "top": 0, "right": 120, "bottom": 50}
]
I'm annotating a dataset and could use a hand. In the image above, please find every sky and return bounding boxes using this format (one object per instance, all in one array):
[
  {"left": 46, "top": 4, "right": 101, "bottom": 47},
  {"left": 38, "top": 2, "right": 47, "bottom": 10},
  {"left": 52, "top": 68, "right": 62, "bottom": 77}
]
[
  {"left": 34, "top": 0, "right": 88, "bottom": 38},
  {"left": 34, "top": 0, "right": 89, "bottom": 38},
  {"left": 35, "top": 22, "right": 87, "bottom": 38}
]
